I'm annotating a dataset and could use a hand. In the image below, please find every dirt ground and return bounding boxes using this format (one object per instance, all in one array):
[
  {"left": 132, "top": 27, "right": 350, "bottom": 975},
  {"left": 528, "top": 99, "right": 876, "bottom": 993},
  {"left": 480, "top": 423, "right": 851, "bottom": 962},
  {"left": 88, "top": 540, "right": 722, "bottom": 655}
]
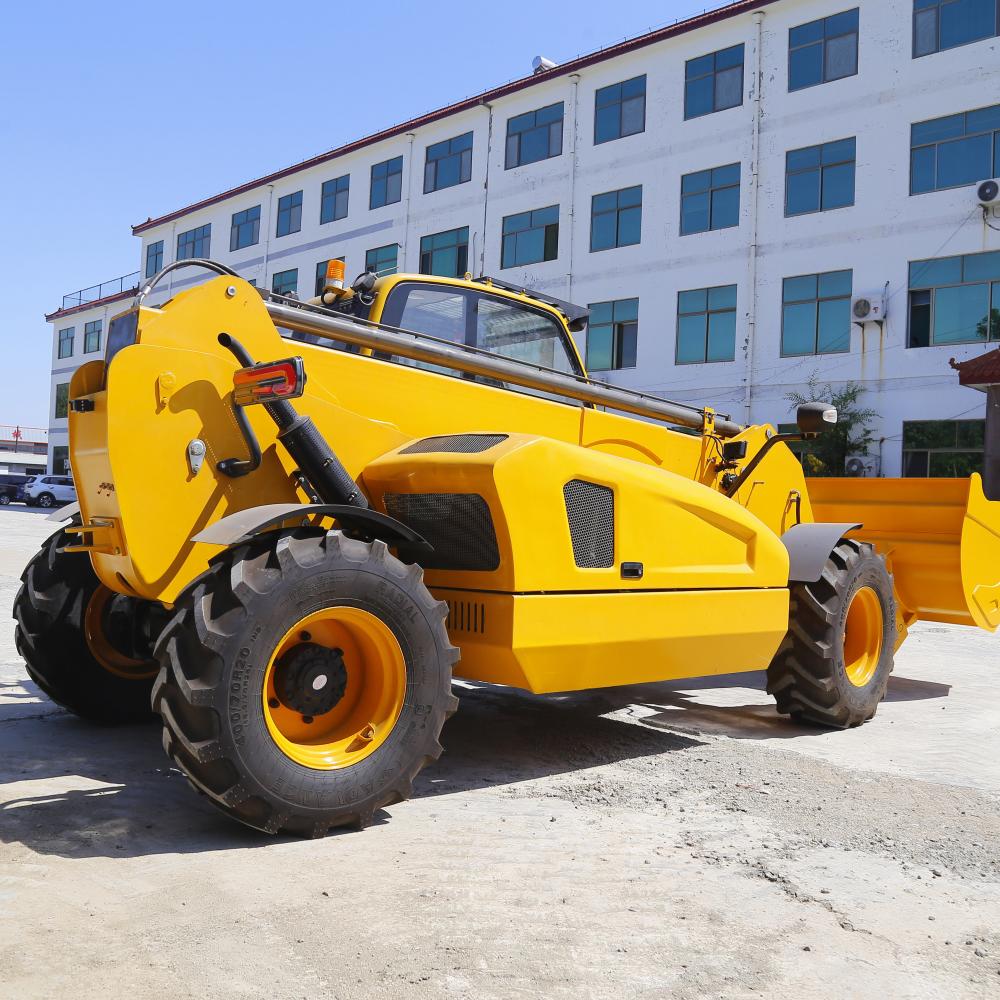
[{"left": 1, "top": 506, "right": 998, "bottom": 999}]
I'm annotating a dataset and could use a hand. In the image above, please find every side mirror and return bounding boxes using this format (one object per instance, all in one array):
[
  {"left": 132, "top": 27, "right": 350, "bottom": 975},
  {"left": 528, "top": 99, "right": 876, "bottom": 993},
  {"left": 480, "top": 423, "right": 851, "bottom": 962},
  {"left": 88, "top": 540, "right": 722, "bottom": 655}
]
[{"left": 796, "top": 401, "right": 838, "bottom": 437}]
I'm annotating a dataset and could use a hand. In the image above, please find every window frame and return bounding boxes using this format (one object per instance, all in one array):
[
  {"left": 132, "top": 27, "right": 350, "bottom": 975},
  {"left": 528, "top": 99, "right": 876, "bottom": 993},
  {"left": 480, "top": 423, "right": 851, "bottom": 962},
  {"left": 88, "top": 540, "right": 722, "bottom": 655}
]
[
  {"left": 684, "top": 44, "right": 745, "bottom": 120},
  {"left": 230, "top": 205, "right": 261, "bottom": 252},
  {"left": 589, "top": 185, "right": 643, "bottom": 253},
  {"left": 366, "top": 244, "right": 399, "bottom": 276},
  {"left": 585, "top": 297, "right": 639, "bottom": 372},
  {"left": 145, "top": 240, "right": 163, "bottom": 278},
  {"left": 275, "top": 191, "right": 303, "bottom": 238},
  {"left": 780, "top": 269, "right": 853, "bottom": 357},
  {"left": 505, "top": 102, "right": 564, "bottom": 169},
  {"left": 370, "top": 156, "right": 404, "bottom": 210},
  {"left": 423, "top": 132, "right": 474, "bottom": 193},
  {"left": 271, "top": 268, "right": 299, "bottom": 296},
  {"left": 500, "top": 205, "right": 560, "bottom": 269},
  {"left": 680, "top": 163, "right": 741, "bottom": 235},
  {"left": 418, "top": 226, "right": 470, "bottom": 278},
  {"left": 913, "top": 0, "right": 1000, "bottom": 58},
  {"left": 83, "top": 319, "right": 102, "bottom": 355},
  {"left": 176, "top": 223, "right": 211, "bottom": 260},
  {"left": 907, "top": 251, "right": 1000, "bottom": 347},
  {"left": 784, "top": 137, "right": 857, "bottom": 217},
  {"left": 788, "top": 8, "right": 860, "bottom": 92},
  {"left": 320, "top": 174, "right": 350, "bottom": 225},
  {"left": 54, "top": 383, "right": 69, "bottom": 420},
  {"left": 57, "top": 327, "right": 74, "bottom": 360},
  {"left": 909, "top": 102, "right": 1000, "bottom": 195},
  {"left": 902, "top": 418, "right": 985, "bottom": 476},
  {"left": 593, "top": 74, "right": 647, "bottom": 145},
  {"left": 675, "top": 285, "right": 738, "bottom": 365}
]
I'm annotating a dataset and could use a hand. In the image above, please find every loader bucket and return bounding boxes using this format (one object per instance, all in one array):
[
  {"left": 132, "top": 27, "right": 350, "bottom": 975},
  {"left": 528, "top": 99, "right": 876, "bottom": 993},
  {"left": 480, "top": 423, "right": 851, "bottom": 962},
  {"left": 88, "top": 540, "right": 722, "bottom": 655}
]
[{"left": 807, "top": 474, "right": 1000, "bottom": 631}]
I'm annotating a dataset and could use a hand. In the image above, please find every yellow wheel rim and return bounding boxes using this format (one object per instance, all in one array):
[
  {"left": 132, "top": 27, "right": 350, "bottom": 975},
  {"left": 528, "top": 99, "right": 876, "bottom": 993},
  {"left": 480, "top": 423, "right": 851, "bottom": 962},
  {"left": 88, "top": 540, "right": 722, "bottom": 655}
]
[
  {"left": 83, "top": 586, "right": 159, "bottom": 681},
  {"left": 262, "top": 607, "right": 406, "bottom": 770},
  {"left": 843, "top": 586, "right": 883, "bottom": 688}
]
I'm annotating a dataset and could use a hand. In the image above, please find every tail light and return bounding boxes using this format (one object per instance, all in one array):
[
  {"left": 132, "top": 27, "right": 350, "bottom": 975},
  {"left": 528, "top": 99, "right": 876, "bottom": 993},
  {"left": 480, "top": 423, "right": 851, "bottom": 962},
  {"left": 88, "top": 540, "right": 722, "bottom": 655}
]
[{"left": 233, "top": 357, "right": 306, "bottom": 406}]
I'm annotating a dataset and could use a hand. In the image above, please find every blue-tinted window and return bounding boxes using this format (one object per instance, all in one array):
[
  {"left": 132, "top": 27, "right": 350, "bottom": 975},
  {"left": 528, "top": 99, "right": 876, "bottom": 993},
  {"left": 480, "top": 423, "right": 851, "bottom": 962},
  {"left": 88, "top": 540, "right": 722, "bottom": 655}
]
[
  {"left": 424, "top": 132, "right": 473, "bottom": 193},
  {"left": 785, "top": 138, "right": 856, "bottom": 215},
  {"left": 902, "top": 419, "right": 985, "bottom": 477},
  {"left": 505, "top": 103, "right": 564, "bottom": 168},
  {"left": 84, "top": 319, "right": 102, "bottom": 354},
  {"left": 586, "top": 298, "right": 638, "bottom": 371},
  {"left": 320, "top": 175, "right": 350, "bottom": 224},
  {"left": 419, "top": 227, "right": 469, "bottom": 277},
  {"left": 230, "top": 205, "right": 261, "bottom": 251},
  {"left": 913, "top": 0, "right": 999, "bottom": 57},
  {"left": 910, "top": 103, "right": 1000, "bottom": 194},
  {"left": 145, "top": 240, "right": 163, "bottom": 278},
  {"left": 177, "top": 223, "right": 210, "bottom": 260},
  {"left": 54, "top": 383, "right": 69, "bottom": 420},
  {"left": 789, "top": 8, "right": 859, "bottom": 91},
  {"left": 684, "top": 44, "right": 744, "bottom": 120},
  {"left": 57, "top": 327, "right": 74, "bottom": 359},
  {"left": 271, "top": 268, "right": 298, "bottom": 296},
  {"left": 681, "top": 163, "right": 741, "bottom": 234},
  {"left": 908, "top": 250, "right": 1000, "bottom": 347},
  {"left": 676, "top": 285, "right": 738, "bottom": 364},
  {"left": 594, "top": 75, "right": 646, "bottom": 144},
  {"left": 370, "top": 156, "right": 403, "bottom": 209},
  {"left": 781, "top": 269, "right": 852, "bottom": 356},
  {"left": 501, "top": 205, "right": 559, "bottom": 268},
  {"left": 276, "top": 191, "right": 302, "bottom": 238},
  {"left": 314, "top": 257, "right": 345, "bottom": 296},
  {"left": 366, "top": 244, "right": 399, "bottom": 276},
  {"left": 590, "top": 185, "right": 642, "bottom": 252}
]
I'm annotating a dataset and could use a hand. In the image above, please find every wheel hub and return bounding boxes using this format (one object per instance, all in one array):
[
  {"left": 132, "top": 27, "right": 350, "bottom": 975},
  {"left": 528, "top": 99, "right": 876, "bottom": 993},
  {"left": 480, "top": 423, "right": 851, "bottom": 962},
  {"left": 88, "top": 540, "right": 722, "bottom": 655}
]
[{"left": 273, "top": 642, "right": 348, "bottom": 716}]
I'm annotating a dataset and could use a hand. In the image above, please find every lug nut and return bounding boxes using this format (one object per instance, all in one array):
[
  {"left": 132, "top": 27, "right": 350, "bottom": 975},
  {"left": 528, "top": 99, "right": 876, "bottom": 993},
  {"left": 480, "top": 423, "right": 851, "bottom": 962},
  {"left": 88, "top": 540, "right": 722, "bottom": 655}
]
[
  {"left": 300, "top": 631, "right": 311, "bottom": 641},
  {"left": 268, "top": 698, "right": 279, "bottom": 708}
]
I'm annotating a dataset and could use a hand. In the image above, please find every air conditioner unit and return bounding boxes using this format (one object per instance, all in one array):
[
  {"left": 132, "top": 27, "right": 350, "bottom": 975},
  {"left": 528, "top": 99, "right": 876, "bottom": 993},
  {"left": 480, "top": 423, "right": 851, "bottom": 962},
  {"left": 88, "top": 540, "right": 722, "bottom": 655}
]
[
  {"left": 851, "top": 293, "right": 887, "bottom": 325},
  {"left": 845, "top": 454, "right": 880, "bottom": 478},
  {"left": 977, "top": 179, "right": 1000, "bottom": 208}
]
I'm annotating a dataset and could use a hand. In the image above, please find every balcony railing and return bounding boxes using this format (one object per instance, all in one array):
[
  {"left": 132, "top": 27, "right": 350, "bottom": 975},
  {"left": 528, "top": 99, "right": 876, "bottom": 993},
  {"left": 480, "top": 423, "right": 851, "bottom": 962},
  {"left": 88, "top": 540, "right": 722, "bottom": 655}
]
[{"left": 61, "top": 271, "right": 140, "bottom": 310}]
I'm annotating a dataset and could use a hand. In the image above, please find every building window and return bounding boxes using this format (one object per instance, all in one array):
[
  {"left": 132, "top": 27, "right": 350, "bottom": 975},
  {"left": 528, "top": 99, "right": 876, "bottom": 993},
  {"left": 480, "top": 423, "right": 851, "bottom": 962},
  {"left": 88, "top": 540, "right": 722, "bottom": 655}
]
[
  {"left": 788, "top": 8, "right": 859, "bottom": 91},
  {"left": 680, "top": 163, "right": 741, "bottom": 234},
  {"left": 586, "top": 298, "right": 638, "bottom": 372},
  {"left": 914, "top": 0, "right": 1000, "bottom": 57},
  {"left": 594, "top": 75, "right": 646, "bottom": 144},
  {"left": 314, "top": 257, "right": 345, "bottom": 296},
  {"left": 54, "top": 383, "right": 69, "bottom": 420},
  {"left": 781, "top": 269, "right": 853, "bottom": 356},
  {"left": 910, "top": 103, "right": 1000, "bottom": 195},
  {"left": 57, "top": 327, "right": 74, "bottom": 359},
  {"left": 903, "top": 419, "right": 985, "bottom": 476},
  {"left": 501, "top": 205, "right": 559, "bottom": 268},
  {"left": 676, "top": 285, "right": 738, "bottom": 364},
  {"left": 272, "top": 268, "right": 298, "bottom": 296},
  {"left": 590, "top": 185, "right": 642, "bottom": 252},
  {"left": 177, "top": 223, "right": 211, "bottom": 260},
  {"left": 908, "top": 251, "right": 1000, "bottom": 347},
  {"left": 684, "top": 44, "right": 744, "bottom": 120},
  {"left": 419, "top": 227, "right": 469, "bottom": 277},
  {"left": 366, "top": 244, "right": 399, "bottom": 276},
  {"left": 785, "top": 138, "right": 857, "bottom": 216},
  {"left": 320, "top": 174, "right": 350, "bottom": 224},
  {"left": 84, "top": 319, "right": 102, "bottom": 354},
  {"left": 276, "top": 191, "right": 302, "bottom": 238},
  {"left": 370, "top": 156, "right": 403, "bottom": 209},
  {"left": 52, "top": 445, "right": 69, "bottom": 474},
  {"left": 230, "top": 205, "right": 261, "bottom": 251},
  {"left": 505, "top": 102, "right": 564, "bottom": 169},
  {"left": 145, "top": 240, "right": 163, "bottom": 278},
  {"left": 424, "top": 132, "right": 473, "bottom": 193}
]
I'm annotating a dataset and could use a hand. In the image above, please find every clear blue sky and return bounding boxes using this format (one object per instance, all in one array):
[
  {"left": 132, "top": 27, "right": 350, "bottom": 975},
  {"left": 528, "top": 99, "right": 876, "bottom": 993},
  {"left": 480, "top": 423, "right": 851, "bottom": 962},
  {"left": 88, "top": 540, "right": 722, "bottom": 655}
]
[{"left": 0, "top": 0, "right": 715, "bottom": 428}]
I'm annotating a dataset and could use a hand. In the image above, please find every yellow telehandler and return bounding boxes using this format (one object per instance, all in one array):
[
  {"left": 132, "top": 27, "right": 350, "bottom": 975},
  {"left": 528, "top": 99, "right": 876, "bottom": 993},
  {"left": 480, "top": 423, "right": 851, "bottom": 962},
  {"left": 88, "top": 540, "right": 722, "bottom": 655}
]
[{"left": 15, "top": 258, "right": 1000, "bottom": 836}]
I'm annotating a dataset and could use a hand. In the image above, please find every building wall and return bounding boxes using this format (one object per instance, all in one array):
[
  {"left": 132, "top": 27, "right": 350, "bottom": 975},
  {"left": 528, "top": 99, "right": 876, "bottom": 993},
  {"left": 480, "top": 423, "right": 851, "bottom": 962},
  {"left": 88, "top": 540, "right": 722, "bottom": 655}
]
[{"left": 57, "top": 0, "right": 1000, "bottom": 476}]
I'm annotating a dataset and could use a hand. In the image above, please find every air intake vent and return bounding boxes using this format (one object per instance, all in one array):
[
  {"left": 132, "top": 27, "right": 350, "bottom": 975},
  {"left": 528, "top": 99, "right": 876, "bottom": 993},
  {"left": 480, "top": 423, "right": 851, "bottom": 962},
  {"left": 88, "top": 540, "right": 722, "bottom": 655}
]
[
  {"left": 563, "top": 480, "right": 614, "bottom": 568},
  {"left": 446, "top": 599, "right": 487, "bottom": 634},
  {"left": 399, "top": 434, "right": 508, "bottom": 455},
  {"left": 383, "top": 493, "right": 500, "bottom": 571}
]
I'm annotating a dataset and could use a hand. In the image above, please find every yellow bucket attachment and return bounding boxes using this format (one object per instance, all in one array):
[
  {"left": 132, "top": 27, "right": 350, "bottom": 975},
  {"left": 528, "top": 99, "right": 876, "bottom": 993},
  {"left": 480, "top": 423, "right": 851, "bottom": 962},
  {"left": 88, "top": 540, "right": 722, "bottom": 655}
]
[{"left": 807, "top": 474, "right": 1000, "bottom": 632}]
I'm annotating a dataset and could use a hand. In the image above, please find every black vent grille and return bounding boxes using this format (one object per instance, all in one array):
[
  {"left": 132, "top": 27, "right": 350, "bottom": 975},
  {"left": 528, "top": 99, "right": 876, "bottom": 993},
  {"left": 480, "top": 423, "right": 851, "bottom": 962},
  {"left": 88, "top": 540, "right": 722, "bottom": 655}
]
[
  {"left": 383, "top": 493, "right": 500, "bottom": 571},
  {"left": 563, "top": 480, "right": 615, "bottom": 569},
  {"left": 446, "top": 599, "right": 487, "bottom": 634},
  {"left": 399, "top": 434, "right": 508, "bottom": 455}
]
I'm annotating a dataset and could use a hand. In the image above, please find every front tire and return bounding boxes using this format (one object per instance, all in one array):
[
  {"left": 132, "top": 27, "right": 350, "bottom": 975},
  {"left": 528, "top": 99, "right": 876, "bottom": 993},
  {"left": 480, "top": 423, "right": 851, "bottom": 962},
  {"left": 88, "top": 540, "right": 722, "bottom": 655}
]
[
  {"left": 767, "top": 539, "right": 895, "bottom": 729},
  {"left": 13, "top": 530, "right": 160, "bottom": 722},
  {"left": 153, "top": 529, "right": 459, "bottom": 837}
]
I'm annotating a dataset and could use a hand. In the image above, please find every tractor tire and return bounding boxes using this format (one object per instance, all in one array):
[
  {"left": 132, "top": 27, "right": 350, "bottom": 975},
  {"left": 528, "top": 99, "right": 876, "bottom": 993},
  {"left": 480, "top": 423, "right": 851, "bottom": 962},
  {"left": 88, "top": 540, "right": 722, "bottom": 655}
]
[
  {"left": 152, "top": 529, "right": 459, "bottom": 837},
  {"left": 767, "top": 539, "right": 895, "bottom": 729},
  {"left": 13, "top": 529, "right": 160, "bottom": 723}
]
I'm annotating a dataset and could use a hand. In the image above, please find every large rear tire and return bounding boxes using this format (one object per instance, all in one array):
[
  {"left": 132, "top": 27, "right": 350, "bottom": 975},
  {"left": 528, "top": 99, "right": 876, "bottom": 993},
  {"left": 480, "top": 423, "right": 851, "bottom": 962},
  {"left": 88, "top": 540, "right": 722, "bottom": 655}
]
[
  {"left": 153, "top": 529, "right": 459, "bottom": 836},
  {"left": 13, "top": 530, "right": 160, "bottom": 722},
  {"left": 767, "top": 539, "right": 895, "bottom": 729}
]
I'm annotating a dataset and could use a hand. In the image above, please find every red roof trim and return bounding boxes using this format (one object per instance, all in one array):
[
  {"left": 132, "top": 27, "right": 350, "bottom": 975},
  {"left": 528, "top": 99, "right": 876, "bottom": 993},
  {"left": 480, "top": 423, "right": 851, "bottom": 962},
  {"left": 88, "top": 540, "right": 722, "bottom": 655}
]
[
  {"left": 133, "top": 0, "right": 774, "bottom": 235},
  {"left": 45, "top": 287, "right": 136, "bottom": 323}
]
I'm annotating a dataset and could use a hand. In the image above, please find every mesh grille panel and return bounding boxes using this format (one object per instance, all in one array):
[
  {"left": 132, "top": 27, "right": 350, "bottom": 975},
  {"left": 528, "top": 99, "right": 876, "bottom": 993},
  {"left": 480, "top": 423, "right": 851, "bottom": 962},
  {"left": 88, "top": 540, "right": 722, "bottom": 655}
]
[
  {"left": 399, "top": 434, "right": 508, "bottom": 455},
  {"left": 563, "top": 480, "right": 614, "bottom": 568},
  {"left": 383, "top": 493, "right": 500, "bottom": 571}
]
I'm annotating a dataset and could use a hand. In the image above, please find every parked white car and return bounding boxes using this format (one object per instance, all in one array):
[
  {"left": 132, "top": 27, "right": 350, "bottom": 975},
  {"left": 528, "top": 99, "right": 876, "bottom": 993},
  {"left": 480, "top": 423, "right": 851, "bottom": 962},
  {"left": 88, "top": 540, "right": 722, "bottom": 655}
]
[{"left": 22, "top": 475, "right": 77, "bottom": 509}]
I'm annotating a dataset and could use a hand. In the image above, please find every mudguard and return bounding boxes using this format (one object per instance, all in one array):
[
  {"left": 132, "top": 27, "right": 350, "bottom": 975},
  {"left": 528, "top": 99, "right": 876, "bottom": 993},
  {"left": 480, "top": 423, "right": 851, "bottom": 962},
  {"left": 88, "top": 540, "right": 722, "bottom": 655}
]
[{"left": 780, "top": 521, "right": 861, "bottom": 583}]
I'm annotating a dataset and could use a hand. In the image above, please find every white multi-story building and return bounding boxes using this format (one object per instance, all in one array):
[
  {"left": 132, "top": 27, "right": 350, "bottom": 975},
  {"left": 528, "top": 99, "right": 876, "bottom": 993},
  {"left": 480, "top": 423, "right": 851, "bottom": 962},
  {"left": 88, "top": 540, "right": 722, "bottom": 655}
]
[{"left": 46, "top": 0, "right": 1000, "bottom": 476}]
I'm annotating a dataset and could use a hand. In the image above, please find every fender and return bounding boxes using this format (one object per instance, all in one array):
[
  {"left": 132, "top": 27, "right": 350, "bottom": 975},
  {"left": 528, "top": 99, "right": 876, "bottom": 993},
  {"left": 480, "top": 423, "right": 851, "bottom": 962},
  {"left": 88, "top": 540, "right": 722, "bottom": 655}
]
[
  {"left": 191, "top": 502, "right": 432, "bottom": 556},
  {"left": 781, "top": 522, "right": 861, "bottom": 583}
]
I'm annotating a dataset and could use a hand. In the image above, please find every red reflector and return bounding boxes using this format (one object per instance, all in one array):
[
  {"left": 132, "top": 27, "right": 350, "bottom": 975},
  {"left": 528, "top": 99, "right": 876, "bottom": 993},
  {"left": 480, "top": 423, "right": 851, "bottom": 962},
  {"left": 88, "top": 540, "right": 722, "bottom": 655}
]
[{"left": 233, "top": 357, "right": 306, "bottom": 406}]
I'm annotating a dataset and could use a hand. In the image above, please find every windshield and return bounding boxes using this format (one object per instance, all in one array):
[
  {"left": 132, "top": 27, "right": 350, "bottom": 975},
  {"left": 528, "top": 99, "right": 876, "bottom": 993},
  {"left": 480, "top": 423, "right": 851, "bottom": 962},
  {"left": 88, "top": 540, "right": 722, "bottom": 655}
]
[{"left": 379, "top": 283, "right": 582, "bottom": 390}]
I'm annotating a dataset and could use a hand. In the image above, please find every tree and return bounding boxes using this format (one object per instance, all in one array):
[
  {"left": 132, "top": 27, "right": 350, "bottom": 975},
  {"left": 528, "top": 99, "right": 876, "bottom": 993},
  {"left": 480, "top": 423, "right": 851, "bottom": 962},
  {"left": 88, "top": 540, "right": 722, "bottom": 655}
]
[{"left": 785, "top": 375, "right": 878, "bottom": 477}]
